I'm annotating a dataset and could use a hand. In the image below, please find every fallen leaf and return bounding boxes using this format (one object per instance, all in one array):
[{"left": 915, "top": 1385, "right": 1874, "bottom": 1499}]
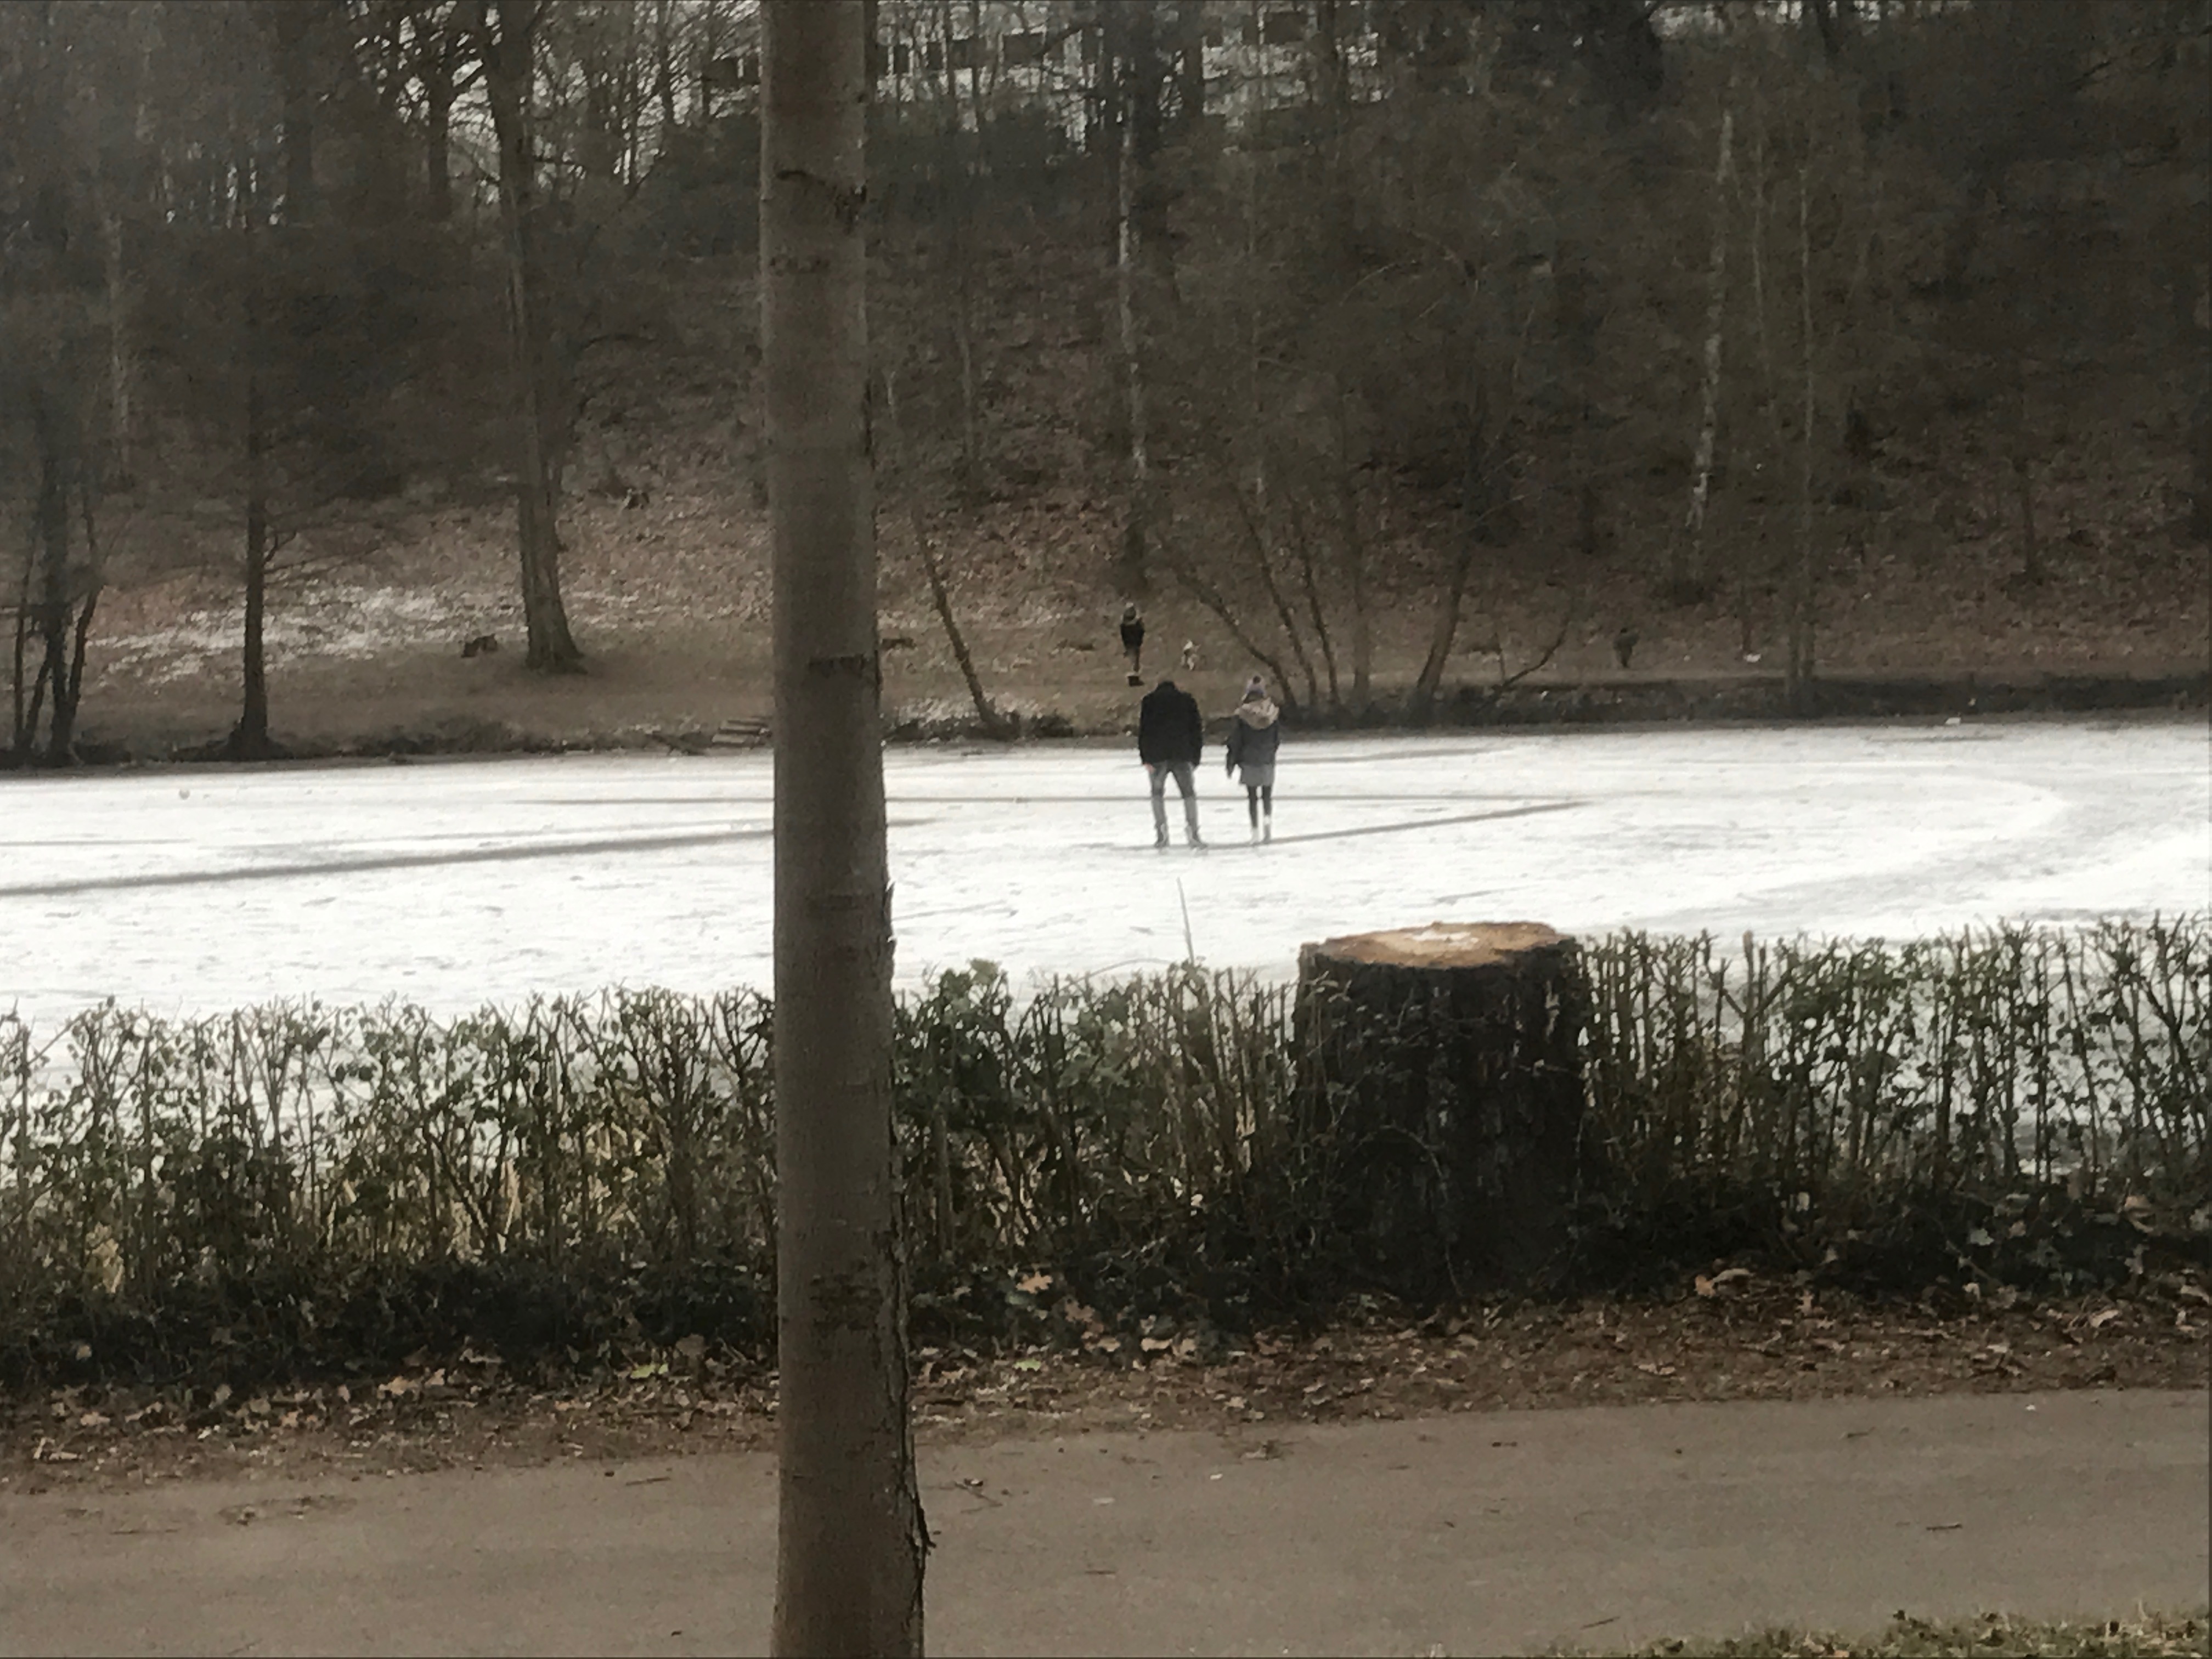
[
  {"left": 77, "top": 1412, "right": 109, "bottom": 1429},
  {"left": 2088, "top": 1308, "right": 2121, "bottom": 1329},
  {"left": 1016, "top": 1272, "right": 1053, "bottom": 1295},
  {"left": 1139, "top": 1336, "right": 1172, "bottom": 1353},
  {"left": 1012, "top": 1357, "right": 1043, "bottom": 1373}
]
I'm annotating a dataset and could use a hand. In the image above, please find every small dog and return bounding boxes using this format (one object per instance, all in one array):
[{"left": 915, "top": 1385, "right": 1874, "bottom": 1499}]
[
  {"left": 461, "top": 634, "right": 500, "bottom": 659},
  {"left": 1179, "top": 639, "right": 1200, "bottom": 671}
]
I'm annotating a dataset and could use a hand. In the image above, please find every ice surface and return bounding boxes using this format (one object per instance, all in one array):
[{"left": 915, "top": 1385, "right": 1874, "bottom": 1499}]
[{"left": 0, "top": 718, "right": 2204, "bottom": 1025}]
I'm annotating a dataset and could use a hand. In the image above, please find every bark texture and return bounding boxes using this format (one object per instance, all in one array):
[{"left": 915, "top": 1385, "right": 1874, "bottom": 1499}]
[
  {"left": 481, "top": 0, "right": 584, "bottom": 674},
  {"left": 1295, "top": 922, "right": 1591, "bottom": 1294},
  {"left": 763, "top": 3, "right": 926, "bottom": 1653}
]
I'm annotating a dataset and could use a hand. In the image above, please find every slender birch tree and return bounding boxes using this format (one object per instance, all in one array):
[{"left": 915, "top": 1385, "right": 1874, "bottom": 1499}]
[{"left": 763, "top": 1, "right": 926, "bottom": 1652}]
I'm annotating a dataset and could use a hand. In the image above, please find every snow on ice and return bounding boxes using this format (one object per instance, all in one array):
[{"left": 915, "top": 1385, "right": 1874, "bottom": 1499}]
[{"left": 0, "top": 717, "right": 2204, "bottom": 1025}]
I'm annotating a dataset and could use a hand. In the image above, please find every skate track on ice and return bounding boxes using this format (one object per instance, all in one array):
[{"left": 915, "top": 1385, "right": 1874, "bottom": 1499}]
[{"left": 0, "top": 716, "right": 2203, "bottom": 1024}]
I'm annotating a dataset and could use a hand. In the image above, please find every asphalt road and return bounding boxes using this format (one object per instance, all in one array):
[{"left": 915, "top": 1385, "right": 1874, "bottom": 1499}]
[{"left": 3, "top": 1389, "right": 2204, "bottom": 1657}]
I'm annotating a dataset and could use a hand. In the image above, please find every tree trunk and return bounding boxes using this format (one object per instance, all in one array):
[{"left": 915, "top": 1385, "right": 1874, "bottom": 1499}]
[
  {"left": 654, "top": 0, "right": 680, "bottom": 134},
  {"left": 762, "top": 3, "right": 926, "bottom": 1653},
  {"left": 55, "top": 582, "right": 95, "bottom": 764},
  {"left": 1411, "top": 538, "right": 1476, "bottom": 724},
  {"left": 60, "top": 482, "right": 99, "bottom": 754},
  {"left": 1223, "top": 476, "right": 1319, "bottom": 710},
  {"left": 483, "top": 0, "right": 585, "bottom": 674},
  {"left": 1114, "top": 101, "right": 1150, "bottom": 597},
  {"left": 1786, "top": 162, "right": 1818, "bottom": 712},
  {"left": 883, "top": 375, "right": 1007, "bottom": 739},
  {"left": 1335, "top": 392, "right": 1371, "bottom": 713},
  {"left": 10, "top": 555, "right": 31, "bottom": 761},
  {"left": 937, "top": 1, "right": 982, "bottom": 493},
  {"left": 95, "top": 173, "right": 133, "bottom": 490},
  {"left": 1677, "top": 101, "right": 1735, "bottom": 596},
  {"left": 24, "top": 396, "right": 88, "bottom": 768},
  {"left": 2013, "top": 455, "right": 2041, "bottom": 584},
  {"left": 273, "top": 1, "right": 317, "bottom": 223},
  {"left": 425, "top": 60, "right": 455, "bottom": 221},
  {"left": 1295, "top": 922, "right": 1592, "bottom": 1295},
  {"left": 230, "top": 370, "right": 274, "bottom": 758},
  {"left": 1410, "top": 401, "right": 1492, "bottom": 723}
]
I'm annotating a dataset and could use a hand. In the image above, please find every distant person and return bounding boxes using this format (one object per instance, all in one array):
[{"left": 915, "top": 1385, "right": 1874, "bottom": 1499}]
[
  {"left": 1119, "top": 603, "right": 1146, "bottom": 684},
  {"left": 1224, "top": 675, "right": 1282, "bottom": 843},
  {"left": 1138, "top": 677, "right": 1205, "bottom": 849},
  {"left": 1613, "top": 624, "right": 1639, "bottom": 669}
]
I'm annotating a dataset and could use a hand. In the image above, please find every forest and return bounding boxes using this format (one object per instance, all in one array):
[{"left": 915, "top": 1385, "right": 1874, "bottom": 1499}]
[{"left": 1, "top": 0, "right": 2205, "bottom": 761}]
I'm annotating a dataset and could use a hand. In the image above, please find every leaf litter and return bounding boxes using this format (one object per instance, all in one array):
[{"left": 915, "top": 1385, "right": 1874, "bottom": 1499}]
[{"left": 2, "top": 1268, "right": 2203, "bottom": 1493}]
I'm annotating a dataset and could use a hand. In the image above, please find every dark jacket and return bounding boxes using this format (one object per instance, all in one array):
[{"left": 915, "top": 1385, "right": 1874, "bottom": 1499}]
[
  {"left": 1119, "top": 615, "right": 1146, "bottom": 652},
  {"left": 1225, "top": 696, "right": 1281, "bottom": 772},
  {"left": 1138, "top": 680, "right": 1204, "bottom": 766}
]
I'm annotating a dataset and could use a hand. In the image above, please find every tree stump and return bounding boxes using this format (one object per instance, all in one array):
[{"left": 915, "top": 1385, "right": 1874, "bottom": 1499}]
[{"left": 1294, "top": 921, "right": 1592, "bottom": 1295}]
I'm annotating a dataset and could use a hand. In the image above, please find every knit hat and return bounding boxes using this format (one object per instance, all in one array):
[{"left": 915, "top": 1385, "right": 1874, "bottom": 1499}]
[{"left": 1243, "top": 675, "right": 1266, "bottom": 701}]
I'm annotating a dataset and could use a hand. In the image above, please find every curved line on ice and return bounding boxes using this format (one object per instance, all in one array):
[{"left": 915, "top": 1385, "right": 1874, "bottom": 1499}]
[{"left": 0, "top": 827, "right": 774, "bottom": 899}]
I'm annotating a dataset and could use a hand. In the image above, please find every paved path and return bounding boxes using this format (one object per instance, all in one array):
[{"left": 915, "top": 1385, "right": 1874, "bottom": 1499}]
[{"left": 3, "top": 1390, "right": 2204, "bottom": 1656}]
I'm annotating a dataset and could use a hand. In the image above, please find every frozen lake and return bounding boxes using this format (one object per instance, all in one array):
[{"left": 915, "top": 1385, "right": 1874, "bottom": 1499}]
[{"left": 0, "top": 718, "right": 2204, "bottom": 1025}]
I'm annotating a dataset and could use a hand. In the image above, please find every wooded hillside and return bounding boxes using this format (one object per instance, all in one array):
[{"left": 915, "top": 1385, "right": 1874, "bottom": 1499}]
[{"left": 3, "top": 0, "right": 2205, "bottom": 760}]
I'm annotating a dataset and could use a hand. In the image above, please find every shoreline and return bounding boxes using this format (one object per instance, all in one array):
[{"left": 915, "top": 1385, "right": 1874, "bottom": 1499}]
[{"left": 13, "top": 663, "right": 2204, "bottom": 771}]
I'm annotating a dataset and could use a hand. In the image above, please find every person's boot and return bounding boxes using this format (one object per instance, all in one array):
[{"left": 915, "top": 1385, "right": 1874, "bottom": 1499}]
[
  {"left": 1263, "top": 815, "right": 1273, "bottom": 844},
  {"left": 1154, "top": 827, "right": 1170, "bottom": 850}
]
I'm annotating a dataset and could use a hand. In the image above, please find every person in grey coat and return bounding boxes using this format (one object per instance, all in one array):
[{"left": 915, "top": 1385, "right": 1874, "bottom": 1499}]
[{"left": 1223, "top": 675, "right": 1282, "bottom": 843}]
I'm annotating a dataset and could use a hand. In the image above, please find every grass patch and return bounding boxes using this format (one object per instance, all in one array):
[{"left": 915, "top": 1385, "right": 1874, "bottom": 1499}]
[{"left": 1590, "top": 1610, "right": 2210, "bottom": 1658}]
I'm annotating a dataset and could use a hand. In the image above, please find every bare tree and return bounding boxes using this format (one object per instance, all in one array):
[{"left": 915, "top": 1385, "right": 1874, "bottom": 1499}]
[
  {"left": 1675, "top": 83, "right": 1735, "bottom": 598},
  {"left": 762, "top": 1, "right": 926, "bottom": 1652},
  {"left": 882, "top": 371, "right": 1011, "bottom": 738},
  {"left": 476, "top": 0, "right": 586, "bottom": 673}
]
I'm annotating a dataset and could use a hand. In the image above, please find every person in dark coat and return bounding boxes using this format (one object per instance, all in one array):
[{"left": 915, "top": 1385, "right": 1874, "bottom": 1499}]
[
  {"left": 1119, "top": 603, "right": 1146, "bottom": 682},
  {"left": 1137, "top": 678, "right": 1204, "bottom": 848},
  {"left": 1224, "top": 675, "right": 1282, "bottom": 843}
]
